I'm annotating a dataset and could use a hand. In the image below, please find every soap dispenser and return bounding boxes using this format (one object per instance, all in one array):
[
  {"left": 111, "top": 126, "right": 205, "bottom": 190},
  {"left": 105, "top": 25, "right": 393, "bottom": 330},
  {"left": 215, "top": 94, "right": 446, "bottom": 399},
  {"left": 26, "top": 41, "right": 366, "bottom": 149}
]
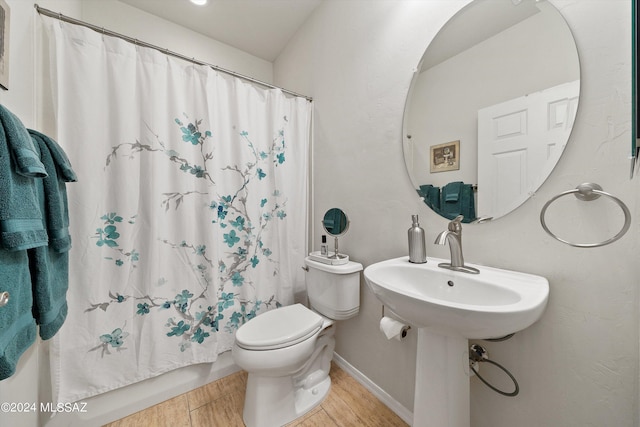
[{"left": 408, "top": 214, "right": 427, "bottom": 264}]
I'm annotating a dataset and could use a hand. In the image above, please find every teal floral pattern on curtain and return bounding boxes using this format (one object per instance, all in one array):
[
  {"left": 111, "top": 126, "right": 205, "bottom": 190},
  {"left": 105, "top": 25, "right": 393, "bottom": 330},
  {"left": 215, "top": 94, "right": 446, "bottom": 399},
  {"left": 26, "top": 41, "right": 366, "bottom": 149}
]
[{"left": 87, "top": 115, "right": 288, "bottom": 353}]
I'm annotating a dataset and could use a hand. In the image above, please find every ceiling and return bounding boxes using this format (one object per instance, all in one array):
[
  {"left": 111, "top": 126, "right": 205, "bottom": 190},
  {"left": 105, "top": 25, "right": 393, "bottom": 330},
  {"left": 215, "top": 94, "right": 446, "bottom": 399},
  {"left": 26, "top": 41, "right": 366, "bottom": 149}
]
[
  {"left": 119, "top": 0, "right": 323, "bottom": 62},
  {"left": 420, "top": 0, "right": 541, "bottom": 71}
]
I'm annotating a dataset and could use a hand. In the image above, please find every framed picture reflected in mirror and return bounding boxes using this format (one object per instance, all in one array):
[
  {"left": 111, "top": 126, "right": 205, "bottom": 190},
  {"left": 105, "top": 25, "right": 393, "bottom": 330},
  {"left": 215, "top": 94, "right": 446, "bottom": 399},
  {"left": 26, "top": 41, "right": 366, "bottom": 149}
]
[{"left": 430, "top": 140, "right": 460, "bottom": 173}]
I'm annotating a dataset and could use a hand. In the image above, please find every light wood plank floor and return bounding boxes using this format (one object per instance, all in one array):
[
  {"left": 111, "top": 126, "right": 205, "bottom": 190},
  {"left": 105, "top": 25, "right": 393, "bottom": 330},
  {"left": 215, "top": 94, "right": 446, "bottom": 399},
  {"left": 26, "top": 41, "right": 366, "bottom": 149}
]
[{"left": 104, "top": 362, "right": 408, "bottom": 427}]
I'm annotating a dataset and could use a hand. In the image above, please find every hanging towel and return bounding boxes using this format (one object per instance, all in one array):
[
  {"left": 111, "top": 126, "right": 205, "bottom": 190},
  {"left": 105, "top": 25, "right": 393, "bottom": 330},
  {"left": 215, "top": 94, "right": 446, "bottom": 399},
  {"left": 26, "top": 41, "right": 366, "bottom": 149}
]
[
  {"left": 440, "top": 181, "right": 462, "bottom": 219},
  {"left": 0, "top": 110, "right": 48, "bottom": 251},
  {"left": 440, "top": 181, "right": 476, "bottom": 223},
  {"left": 459, "top": 184, "right": 476, "bottom": 223},
  {"left": 418, "top": 184, "right": 441, "bottom": 210},
  {"left": 442, "top": 181, "right": 462, "bottom": 203},
  {"left": 28, "top": 129, "right": 77, "bottom": 183},
  {"left": 28, "top": 246, "right": 69, "bottom": 340},
  {"left": 28, "top": 130, "right": 76, "bottom": 340},
  {"left": 28, "top": 130, "right": 76, "bottom": 251},
  {"left": 0, "top": 105, "right": 47, "bottom": 178},
  {"left": 0, "top": 107, "right": 48, "bottom": 379},
  {"left": 0, "top": 248, "right": 37, "bottom": 380}
]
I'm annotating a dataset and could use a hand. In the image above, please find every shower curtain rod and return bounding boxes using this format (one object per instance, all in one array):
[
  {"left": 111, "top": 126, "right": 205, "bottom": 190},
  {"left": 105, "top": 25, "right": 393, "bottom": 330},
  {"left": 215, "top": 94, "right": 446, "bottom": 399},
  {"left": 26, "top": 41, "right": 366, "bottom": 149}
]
[{"left": 34, "top": 4, "right": 313, "bottom": 102}]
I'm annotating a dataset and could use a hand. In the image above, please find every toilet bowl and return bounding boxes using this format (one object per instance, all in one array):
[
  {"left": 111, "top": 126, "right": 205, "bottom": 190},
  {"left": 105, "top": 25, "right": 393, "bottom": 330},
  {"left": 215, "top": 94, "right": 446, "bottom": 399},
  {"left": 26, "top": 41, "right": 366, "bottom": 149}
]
[
  {"left": 232, "top": 257, "right": 363, "bottom": 427},
  {"left": 232, "top": 304, "right": 335, "bottom": 427}
]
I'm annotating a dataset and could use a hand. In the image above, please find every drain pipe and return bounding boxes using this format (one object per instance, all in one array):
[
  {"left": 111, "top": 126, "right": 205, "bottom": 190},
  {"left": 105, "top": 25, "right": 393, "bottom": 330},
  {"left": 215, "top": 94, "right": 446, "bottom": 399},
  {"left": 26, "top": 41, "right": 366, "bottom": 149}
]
[{"left": 468, "top": 344, "right": 519, "bottom": 397}]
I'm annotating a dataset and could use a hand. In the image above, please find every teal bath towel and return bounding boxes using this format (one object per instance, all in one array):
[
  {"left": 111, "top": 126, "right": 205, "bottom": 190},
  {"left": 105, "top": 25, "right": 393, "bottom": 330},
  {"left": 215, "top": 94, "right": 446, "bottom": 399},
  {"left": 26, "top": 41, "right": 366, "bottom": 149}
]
[
  {"left": 0, "top": 105, "right": 47, "bottom": 178},
  {"left": 418, "top": 184, "right": 441, "bottom": 210},
  {"left": 440, "top": 181, "right": 476, "bottom": 223},
  {"left": 28, "top": 130, "right": 76, "bottom": 251},
  {"left": 28, "top": 130, "right": 76, "bottom": 340},
  {"left": 0, "top": 248, "right": 37, "bottom": 380},
  {"left": 28, "top": 129, "right": 77, "bottom": 183},
  {"left": 28, "top": 246, "right": 69, "bottom": 340},
  {"left": 0, "top": 108, "right": 48, "bottom": 251}
]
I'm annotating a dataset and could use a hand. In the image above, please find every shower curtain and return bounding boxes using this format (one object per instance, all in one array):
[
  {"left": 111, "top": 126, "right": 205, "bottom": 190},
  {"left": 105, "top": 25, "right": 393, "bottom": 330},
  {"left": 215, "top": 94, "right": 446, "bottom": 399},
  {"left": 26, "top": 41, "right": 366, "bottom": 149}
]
[{"left": 44, "top": 18, "right": 311, "bottom": 403}]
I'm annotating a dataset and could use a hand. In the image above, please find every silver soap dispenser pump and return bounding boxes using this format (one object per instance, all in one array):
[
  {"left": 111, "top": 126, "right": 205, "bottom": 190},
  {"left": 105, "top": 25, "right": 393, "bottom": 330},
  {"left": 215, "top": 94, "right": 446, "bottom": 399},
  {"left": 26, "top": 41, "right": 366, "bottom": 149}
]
[{"left": 408, "top": 214, "right": 427, "bottom": 263}]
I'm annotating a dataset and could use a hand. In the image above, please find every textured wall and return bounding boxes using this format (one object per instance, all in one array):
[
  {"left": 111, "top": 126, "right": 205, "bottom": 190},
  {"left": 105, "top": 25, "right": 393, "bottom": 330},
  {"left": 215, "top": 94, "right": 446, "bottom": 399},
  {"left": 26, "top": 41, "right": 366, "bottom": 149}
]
[{"left": 275, "top": 1, "right": 639, "bottom": 425}]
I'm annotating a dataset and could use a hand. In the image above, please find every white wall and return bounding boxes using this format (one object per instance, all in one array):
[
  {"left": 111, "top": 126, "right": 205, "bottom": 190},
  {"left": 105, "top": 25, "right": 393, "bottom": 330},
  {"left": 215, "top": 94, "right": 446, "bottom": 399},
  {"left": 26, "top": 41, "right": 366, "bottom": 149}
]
[
  {"left": 275, "top": 1, "right": 639, "bottom": 426},
  {"left": 0, "top": 1, "right": 271, "bottom": 425}
]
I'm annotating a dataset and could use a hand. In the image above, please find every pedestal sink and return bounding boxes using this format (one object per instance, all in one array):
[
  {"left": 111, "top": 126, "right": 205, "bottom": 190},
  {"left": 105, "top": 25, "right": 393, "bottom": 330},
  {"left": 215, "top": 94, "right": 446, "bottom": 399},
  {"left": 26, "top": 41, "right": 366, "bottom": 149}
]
[{"left": 364, "top": 256, "right": 549, "bottom": 427}]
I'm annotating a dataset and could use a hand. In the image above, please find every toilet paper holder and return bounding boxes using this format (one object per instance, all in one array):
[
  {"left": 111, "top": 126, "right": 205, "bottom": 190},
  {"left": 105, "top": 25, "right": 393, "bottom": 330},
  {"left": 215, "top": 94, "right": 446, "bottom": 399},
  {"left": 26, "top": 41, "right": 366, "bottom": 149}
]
[{"left": 381, "top": 305, "right": 411, "bottom": 338}]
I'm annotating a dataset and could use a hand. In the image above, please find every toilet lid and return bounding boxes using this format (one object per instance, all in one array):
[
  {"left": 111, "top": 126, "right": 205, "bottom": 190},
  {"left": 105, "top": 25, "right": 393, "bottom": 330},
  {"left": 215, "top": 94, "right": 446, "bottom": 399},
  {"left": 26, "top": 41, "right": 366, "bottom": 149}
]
[{"left": 235, "top": 304, "right": 324, "bottom": 350}]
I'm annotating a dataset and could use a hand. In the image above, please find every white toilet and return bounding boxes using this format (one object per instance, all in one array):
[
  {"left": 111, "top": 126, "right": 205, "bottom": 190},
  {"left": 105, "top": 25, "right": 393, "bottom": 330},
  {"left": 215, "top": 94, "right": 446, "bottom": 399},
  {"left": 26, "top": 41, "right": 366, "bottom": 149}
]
[{"left": 232, "top": 256, "right": 363, "bottom": 427}]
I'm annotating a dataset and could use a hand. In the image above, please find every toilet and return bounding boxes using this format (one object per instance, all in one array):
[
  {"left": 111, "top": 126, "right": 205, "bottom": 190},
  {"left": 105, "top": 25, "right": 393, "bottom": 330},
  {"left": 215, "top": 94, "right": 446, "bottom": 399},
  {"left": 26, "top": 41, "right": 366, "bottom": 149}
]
[{"left": 232, "top": 256, "right": 363, "bottom": 427}]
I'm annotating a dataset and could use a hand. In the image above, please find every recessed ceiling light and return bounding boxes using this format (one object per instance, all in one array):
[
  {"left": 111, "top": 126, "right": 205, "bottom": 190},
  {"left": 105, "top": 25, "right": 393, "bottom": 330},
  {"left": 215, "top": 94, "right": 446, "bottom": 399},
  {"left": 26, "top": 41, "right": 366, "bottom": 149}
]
[{"left": 190, "top": 0, "right": 207, "bottom": 5}]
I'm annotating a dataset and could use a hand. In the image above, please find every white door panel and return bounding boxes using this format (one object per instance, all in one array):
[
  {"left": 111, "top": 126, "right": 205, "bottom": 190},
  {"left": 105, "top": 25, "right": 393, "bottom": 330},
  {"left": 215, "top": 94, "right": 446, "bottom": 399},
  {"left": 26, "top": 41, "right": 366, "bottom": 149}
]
[{"left": 478, "top": 80, "right": 579, "bottom": 218}]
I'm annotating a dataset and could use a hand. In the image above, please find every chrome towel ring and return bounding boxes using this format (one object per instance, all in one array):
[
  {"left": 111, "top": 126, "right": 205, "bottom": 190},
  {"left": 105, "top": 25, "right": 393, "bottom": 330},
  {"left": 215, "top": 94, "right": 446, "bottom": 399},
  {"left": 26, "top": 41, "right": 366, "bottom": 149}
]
[{"left": 540, "top": 183, "right": 631, "bottom": 248}]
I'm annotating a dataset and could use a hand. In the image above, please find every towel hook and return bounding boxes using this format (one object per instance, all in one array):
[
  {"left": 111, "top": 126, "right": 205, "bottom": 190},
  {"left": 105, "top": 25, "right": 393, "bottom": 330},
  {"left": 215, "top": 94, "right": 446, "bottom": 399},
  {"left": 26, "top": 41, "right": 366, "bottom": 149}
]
[
  {"left": 0, "top": 291, "right": 9, "bottom": 308},
  {"left": 539, "top": 183, "right": 631, "bottom": 248}
]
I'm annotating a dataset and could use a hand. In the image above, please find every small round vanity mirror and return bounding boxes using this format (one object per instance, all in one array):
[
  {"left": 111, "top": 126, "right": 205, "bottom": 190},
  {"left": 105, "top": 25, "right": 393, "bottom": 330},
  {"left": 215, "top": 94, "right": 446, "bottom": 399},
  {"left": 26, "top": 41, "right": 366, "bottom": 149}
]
[
  {"left": 321, "top": 208, "right": 349, "bottom": 261},
  {"left": 403, "top": 0, "right": 580, "bottom": 223},
  {"left": 322, "top": 208, "right": 349, "bottom": 236}
]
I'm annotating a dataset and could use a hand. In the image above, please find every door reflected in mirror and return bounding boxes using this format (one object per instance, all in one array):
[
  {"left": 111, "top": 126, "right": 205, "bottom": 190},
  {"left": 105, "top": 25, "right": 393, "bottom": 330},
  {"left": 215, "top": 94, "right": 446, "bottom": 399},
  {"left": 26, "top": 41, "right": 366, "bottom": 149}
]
[{"left": 403, "top": 0, "right": 580, "bottom": 222}]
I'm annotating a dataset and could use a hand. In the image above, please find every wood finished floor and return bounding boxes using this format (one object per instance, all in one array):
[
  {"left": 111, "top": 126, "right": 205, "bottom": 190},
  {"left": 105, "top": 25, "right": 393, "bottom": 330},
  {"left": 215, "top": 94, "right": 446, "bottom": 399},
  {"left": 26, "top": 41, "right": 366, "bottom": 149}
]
[{"left": 103, "top": 362, "right": 408, "bottom": 427}]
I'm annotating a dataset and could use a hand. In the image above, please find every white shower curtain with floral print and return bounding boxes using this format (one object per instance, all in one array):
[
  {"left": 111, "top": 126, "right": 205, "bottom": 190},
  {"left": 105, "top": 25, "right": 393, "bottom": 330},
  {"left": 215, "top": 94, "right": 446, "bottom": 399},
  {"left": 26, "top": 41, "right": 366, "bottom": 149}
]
[{"left": 44, "top": 18, "right": 311, "bottom": 403}]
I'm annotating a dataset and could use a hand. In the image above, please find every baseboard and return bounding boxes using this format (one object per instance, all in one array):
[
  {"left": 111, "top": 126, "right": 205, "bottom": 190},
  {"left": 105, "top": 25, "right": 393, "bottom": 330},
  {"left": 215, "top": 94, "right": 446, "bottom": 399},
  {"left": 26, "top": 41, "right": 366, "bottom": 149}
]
[{"left": 332, "top": 352, "right": 413, "bottom": 425}]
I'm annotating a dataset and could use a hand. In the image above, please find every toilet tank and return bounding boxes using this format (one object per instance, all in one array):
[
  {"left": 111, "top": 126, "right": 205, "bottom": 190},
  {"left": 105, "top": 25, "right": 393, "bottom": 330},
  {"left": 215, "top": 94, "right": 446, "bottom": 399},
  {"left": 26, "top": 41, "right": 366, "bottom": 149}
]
[{"left": 304, "top": 257, "right": 363, "bottom": 320}]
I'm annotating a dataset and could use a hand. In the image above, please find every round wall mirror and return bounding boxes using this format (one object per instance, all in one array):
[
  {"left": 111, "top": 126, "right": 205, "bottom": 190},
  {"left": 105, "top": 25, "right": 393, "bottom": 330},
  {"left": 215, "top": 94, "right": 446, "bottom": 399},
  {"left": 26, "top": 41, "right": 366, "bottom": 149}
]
[
  {"left": 322, "top": 208, "right": 349, "bottom": 236},
  {"left": 403, "top": 0, "right": 580, "bottom": 223}
]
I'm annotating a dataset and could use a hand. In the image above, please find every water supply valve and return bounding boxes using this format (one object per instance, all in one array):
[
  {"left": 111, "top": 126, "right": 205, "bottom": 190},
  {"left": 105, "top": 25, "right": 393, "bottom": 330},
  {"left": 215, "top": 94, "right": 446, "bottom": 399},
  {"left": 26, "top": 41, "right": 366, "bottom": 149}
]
[
  {"left": 469, "top": 343, "right": 488, "bottom": 362},
  {"left": 468, "top": 343, "right": 487, "bottom": 374}
]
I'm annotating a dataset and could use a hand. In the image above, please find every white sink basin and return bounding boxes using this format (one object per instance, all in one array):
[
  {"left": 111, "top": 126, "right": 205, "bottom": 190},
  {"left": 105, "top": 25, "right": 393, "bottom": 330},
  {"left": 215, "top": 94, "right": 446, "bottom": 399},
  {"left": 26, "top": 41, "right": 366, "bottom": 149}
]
[{"left": 364, "top": 256, "right": 549, "bottom": 339}]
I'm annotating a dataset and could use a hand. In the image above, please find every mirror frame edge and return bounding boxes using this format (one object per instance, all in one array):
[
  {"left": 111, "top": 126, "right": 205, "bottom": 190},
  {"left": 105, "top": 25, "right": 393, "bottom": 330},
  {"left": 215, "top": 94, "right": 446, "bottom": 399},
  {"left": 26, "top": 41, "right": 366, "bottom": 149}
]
[{"left": 633, "top": 0, "right": 639, "bottom": 177}]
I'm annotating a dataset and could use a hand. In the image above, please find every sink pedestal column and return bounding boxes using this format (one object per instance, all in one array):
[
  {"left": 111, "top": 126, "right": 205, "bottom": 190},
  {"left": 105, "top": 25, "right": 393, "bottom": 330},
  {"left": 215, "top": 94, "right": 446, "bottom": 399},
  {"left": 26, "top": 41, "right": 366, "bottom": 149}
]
[{"left": 414, "top": 328, "right": 470, "bottom": 427}]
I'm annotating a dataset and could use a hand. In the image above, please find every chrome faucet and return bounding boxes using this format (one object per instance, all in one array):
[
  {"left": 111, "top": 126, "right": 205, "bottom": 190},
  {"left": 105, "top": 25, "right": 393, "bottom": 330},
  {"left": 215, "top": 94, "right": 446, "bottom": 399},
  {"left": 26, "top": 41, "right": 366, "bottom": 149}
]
[{"left": 434, "top": 215, "right": 480, "bottom": 274}]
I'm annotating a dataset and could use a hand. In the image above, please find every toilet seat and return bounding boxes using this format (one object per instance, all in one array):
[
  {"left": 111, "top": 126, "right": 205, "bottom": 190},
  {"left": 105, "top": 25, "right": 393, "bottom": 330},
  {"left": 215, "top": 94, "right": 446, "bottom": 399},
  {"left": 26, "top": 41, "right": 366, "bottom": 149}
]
[{"left": 235, "top": 304, "right": 324, "bottom": 351}]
